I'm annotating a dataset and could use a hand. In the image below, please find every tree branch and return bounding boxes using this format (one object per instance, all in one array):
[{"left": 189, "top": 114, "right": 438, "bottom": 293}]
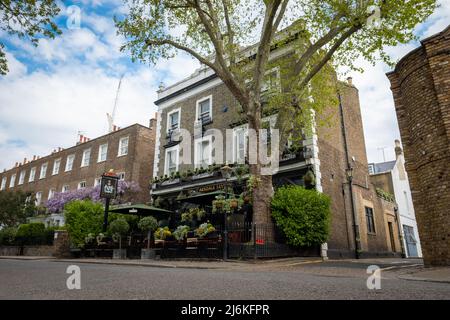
[{"left": 297, "top": 25, "right": 361, "bottom": 90}]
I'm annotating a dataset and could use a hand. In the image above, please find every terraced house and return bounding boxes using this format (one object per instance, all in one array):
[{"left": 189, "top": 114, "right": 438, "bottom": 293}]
[
  {"left": 0, "top": 122, "right": 156, "bottom": 225},
  {"left": 150, "top": 43, "right": 403, "bottom": 259}
]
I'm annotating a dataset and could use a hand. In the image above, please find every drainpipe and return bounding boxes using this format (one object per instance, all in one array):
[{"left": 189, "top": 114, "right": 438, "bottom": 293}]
[
  {"left": 338, "top": 93, "right": 361, "bottom": 259},
  {"left": 394, "top": 206, "right": 406, "bottom": 258}
]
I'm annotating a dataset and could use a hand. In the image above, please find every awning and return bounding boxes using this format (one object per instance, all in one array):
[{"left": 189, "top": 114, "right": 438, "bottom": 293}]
[
  {"left": 109, "top": 204, "right": 173, "bottom": 219},
  {"left": 177, "top": 191, "right": 236, "bottom": 204}
]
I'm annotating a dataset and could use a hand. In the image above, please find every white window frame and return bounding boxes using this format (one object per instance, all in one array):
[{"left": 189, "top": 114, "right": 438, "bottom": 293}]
[
  {"left": 40, "top": 163, "right": 48, "bottom": 179},
  {"left": 261, "top": 67, "right": 281, "bottom": 94},
  {"left": 9, "top": 174, "right": 16, "bottom": 188},
  {"left": 94, "top": 178, "right": 102, "bottom": 187},
  {"left": 98, "top": 143, "right": 108, "bottom": 163},
  {"left": 18, "top": 170, "right": 26, "bottom": 185},
  {"left": 118, "top": 137, "right": 129, "bottom": 157},
  {"left": 48, "top": 189, "right": 55, "bottom": 200},
  {"left": 29, "top": 167, "right": 36, "bottom": 182},
  {"left": 35, "top": 191, "right": 42, "bottom": 206},
  {"left": 164, "top": 145, "right": 179, "bottom": 176},
  {"left": 233, "top": 124, "right": 248, "bottom": 164},
  {"left": 117, "top": 172, "right": 125, "bottom": 181},
  {"left": 65, "top": 154, "right": 75, "bottom": 172},
  {"left": 194, "top": 135, "right": 213, "bottom": 169},
  {"left": 53, "top": 158, "right": 61, "bottom": 175},
  {"left": 195, "top": 95, "right": 213, "bottom": 123},
  {"left": 167, "top": 108, "right": 181, "bottom": 133},
  {"left": 78, "top": 181, "right": 86, "bottom": 190},
  {"left": 1, "top": 177, "right": 7, "bottom": 190},
  {"left": 62, "top": 185, "right": 70, "bottom": 193},
  {"left": 81, "top": 148, "right": 91, "bottom": 167}
]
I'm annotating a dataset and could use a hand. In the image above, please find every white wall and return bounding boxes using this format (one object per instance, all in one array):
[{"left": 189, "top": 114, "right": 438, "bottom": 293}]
[{"left": 391, "top": 154, "right": 422, "bottom": 258}]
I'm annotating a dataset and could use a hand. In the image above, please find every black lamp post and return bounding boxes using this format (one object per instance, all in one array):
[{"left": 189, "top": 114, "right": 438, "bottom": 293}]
[
  {"left": 346, "top": 166, "right": 360, "bottom": 259},
  {"left": 220, "top": 164, "right": 233, "bottom": 261}
]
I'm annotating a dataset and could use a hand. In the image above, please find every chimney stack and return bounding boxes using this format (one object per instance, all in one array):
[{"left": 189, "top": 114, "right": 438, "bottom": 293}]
[
  {"left": 395, "top": 139, "right": 403, "bottom": 159},
  {"left": 23, "top": 157, "right": 27, "bottom": 164},
  {"left": 149, "top": 118, "right": 156, "bottom": 129},
  {"left": 32, "top": 155, "right": 36, "bottom": 161}
]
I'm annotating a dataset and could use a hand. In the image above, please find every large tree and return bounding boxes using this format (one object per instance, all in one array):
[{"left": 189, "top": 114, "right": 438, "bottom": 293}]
[
  {"left": 0, "top": 0, "right": 61, "bottom": 75},
  {"left": 0, "top": 190, "right": 36, "bottom": 227},
  {"left": 116, "top": 0, "right": 436, "bottom": 230}
]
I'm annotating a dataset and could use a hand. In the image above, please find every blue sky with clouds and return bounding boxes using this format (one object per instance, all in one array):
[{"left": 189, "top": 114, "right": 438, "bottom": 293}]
[{"left": 0, "top": 0, "right": 449, "bottom": 171}]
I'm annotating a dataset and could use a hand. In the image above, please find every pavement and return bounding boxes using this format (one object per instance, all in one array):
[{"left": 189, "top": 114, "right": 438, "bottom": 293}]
[
  {"left": 0, "top": 257, "right": 449, "bottom": 299},
  {"left": 0, "top": 255, "right": 448, "bottom": 284}
]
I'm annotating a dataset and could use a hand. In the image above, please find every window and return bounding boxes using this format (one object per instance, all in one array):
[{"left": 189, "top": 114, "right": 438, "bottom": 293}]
[
  {"left": 261, "top": 68, "right": 281, "bottom": 94},
  {"left": 65, "top": 154, "right": 75, "bottom": 172},
  {"left": 118, "top": 137, "right": 129, "bottom": 156},
  {"left": 196, "top": 96, "right": 212, "bottom": 123},
  {"left": 1, "top": 177, "right": 6, "bottom": 190},
  {"left": 18, "top": 170, "right": 26, "bottom": 185},
  {"left": 94, "top": 178, "right": 102, "bottom": 187},
  {"left": 233, "top": 126, "right": 248, "bottom": 164},
  {"left": 81, "top": 148, "right": 91, "bottom": 167},
  {"left": 365, "top": 207, "right": 376, "bottom": 234},
  {"left": 167, "top": 109, "right": 180, "bottom": 132},
  {"left": 53, "top": 159, "right": 61, "bottom": 175},
  {"left": 35, "top": 192, "right": 42, "bottom": 206},
  {"left": 404, "top": 191, "right": 410, "bottom": 215},
  {"left": 194, "top": 137, "right": 212, "bottom": 169},
  {"left": 368, "top": 164, "right": 375, "bottom": 175},
  {"left": 165, "top": 146, "right": 179, "bottom": 176},
  {"left": 98, "top": 144, "right": 108, "bottom": 162},
  {"left": 29, "top": 167, "right": 36, "bottom": 182},
  {"left": 117, "top": 172, "right": 125, "bottom": 181},
  {"left": 62, "top": 185, "right": 70, "bottom": 193},
  {"left": 40, "top": 163, "right": 48, "bottom": 179},
  {"left": 9, "top": 174, "right": 16, "bottom": 188},
  {"left": 48, "top": 189, "right": 55, "bottom": 200},
  {"left": 78, "top": 181, "right": 86, "bottom": 189}
]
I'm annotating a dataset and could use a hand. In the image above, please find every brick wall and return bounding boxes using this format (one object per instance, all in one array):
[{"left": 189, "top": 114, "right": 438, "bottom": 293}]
[
  {"left": 0, "top": 123, "right": 155, "bottom": 205},
  {"left": 387, "top": 26, "right": 450, "bottom": 266}
]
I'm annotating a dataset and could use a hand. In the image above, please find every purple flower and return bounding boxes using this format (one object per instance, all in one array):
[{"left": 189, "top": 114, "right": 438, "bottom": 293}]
[{"left": 45, "top": 180, "right": 142, "bottom": 213}]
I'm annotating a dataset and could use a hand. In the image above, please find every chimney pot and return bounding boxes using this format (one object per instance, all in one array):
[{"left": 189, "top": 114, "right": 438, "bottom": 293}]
[
  {"left": 395, "top": 139, "right": 403, "bottom": 159},
  {"left": 347, "top": 77, "right": 353, "bottom": 86}
]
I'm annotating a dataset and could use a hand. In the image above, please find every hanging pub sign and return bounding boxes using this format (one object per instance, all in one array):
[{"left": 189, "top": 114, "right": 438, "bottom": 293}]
[{"left": 100, "top": 171, "right": 119, "bottom": 199}]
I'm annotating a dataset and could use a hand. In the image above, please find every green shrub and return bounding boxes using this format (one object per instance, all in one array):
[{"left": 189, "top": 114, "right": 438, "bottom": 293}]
[
  {"left": 0, "top": 227, "right": 17, "bottom": 245},
  {"left": 109, "top": 218, "right": 130, "bottom": 236},
  {"left": 138, "top": 216, "right": 158, "bottom": 233},
  {"left": 271, "top": 186, "right": 331, "bottom": 247},
  {"left": 15, "top": 223, "right": 46, "bottom": 245},
  {"left": 64, "top": 200, "right": 104, "bottom": 248}
]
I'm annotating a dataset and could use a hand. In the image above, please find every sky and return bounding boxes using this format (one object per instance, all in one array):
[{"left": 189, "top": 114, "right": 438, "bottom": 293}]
[{"left": 0, "top": 0, "right": 449, "bottom": 171}]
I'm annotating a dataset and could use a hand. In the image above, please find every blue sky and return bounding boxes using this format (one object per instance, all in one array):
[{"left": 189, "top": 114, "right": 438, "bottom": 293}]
[{"left": 0, "top": 0, "right": 449, "bottom": 171}]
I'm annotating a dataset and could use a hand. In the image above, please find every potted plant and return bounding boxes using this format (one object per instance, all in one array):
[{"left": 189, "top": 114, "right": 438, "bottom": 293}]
[
  {"left": 195, "top": 223, "right": 216, "bottom": 239},
  {"left": 109, "top": 218, "right": 129, "bottom": 259},
  {"left": 154, "top": 227, "right": 172, "bottom": 241},
  {"left": 138, "top": 216, "right": 158, "bottom": 259},
  {"left": 173, "top": 225, "right": 190, "bottom": 242}
]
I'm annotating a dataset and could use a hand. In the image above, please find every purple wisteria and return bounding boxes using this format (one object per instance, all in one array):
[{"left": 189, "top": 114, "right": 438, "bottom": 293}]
[{"left": 45, "top": 180, "right": 141, "bottom": 213}]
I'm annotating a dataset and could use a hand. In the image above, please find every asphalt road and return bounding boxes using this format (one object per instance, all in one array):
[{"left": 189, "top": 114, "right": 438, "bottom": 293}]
[{"left": 0, "top": 259, "right": 449, "bottom": 300}]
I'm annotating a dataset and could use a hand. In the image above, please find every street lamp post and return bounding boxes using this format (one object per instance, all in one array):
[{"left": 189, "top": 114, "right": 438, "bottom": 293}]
[
  {"left": 220, "top": 164, "right": 233, "bottom": 261},
  {"left": 346, "top": 167, "right": 360, "bottom": 259}
]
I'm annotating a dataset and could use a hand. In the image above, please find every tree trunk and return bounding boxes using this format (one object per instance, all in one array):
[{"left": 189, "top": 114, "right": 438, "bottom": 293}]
[{"left": 247, "top": 101, "right": 275, "bottom": 243}]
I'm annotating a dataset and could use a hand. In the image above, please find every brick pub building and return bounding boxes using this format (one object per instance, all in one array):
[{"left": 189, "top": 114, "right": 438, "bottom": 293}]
[
  {"left": 387, "top": 26, "right": 450, "bottom": 266},
  {"left": 0, "top": 122, "right": 156, "bottom": 215},
  {"left": 151, "top": 37, "right": 402, "bottom": 259}
]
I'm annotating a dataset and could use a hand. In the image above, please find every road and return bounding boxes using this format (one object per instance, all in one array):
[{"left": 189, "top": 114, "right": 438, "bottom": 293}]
[{"left": 0, "top": 259, "right": 449, "bottom": 300}]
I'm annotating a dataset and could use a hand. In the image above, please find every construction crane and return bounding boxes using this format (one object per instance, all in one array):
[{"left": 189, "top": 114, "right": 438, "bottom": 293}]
[{"left": 107, "top": 74, "right": 124, "bottom": 133}]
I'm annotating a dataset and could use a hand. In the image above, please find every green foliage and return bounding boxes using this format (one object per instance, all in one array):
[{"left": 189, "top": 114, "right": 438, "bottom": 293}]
[
  {"left": 376, "top": 188, "right": 395, "bottom": 203},
  {"left": 172, "top": 225, "right": 190, "bottom": 241},
  {"left": 0, "top": 190, "right": 36, "bottom": 227},
  {"left": 154, "top": 227, "right": 171, "bottom": 240},
  {"left": 138, "top": 216, "right": 158, "bottom": 232},
  {"left": 15, "top": 222, "right": 47, "bottom": 245},
  {"left": 195, "top": 223, "right": 216, "bottom": 238},
  {"left": 271, "top": 186, "right": 331, "bottom": 247},
  {"left": 0, "top": 226, "right": 17, "bottom": 245},
  {"left": 181, "top": 207, "right": 206, "bottom": 222},
  {"left": 0, "top": 0, "right": 61, "bottom": 75},
  {"left": 64, "top": 200, "right": 104, "bottom": 248},
  {"left": 109, "top": 218, "right": 130, "bottom": 236}
]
